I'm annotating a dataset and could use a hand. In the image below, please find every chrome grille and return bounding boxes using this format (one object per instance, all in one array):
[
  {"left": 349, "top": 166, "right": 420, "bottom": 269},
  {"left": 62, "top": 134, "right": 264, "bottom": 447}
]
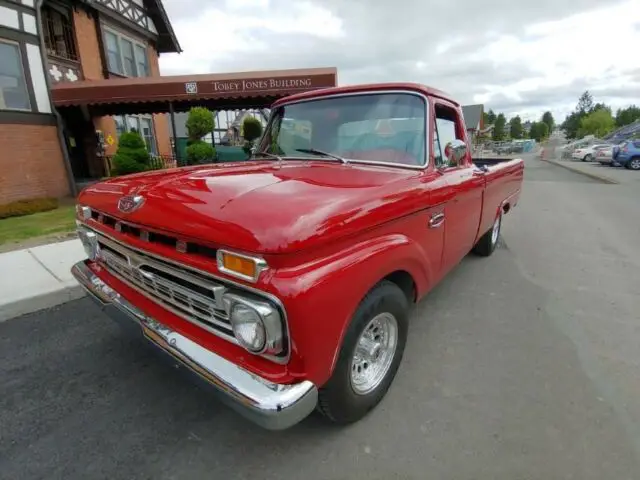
[{"left": 96, "top": 234, "right": 237, "bottom": 343}]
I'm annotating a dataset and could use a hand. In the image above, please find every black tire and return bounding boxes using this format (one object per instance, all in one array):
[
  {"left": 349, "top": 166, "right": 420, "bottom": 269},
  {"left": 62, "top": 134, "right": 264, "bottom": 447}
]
[
  {"left": 583, "top": 154, "right": 592, "bottom": 162},
  {"left": 472, "top": 210, "right": 502, "bottom": 257},
  {"left": 317, "top": 280, "right": 409, "bottom": 424}
]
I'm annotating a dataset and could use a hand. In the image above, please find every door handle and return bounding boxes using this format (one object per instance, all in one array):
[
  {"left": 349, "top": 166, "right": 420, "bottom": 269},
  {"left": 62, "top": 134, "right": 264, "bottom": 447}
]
[
  {"left": 429, "top": 212, "right": 445, "bottom": 228},
  {"left": 473, "top": 170, "right": 486, "bottom": 177}
]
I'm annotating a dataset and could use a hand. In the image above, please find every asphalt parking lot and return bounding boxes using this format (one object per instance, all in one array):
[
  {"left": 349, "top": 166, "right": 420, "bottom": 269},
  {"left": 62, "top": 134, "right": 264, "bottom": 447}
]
[{"left": 2, "top": 155, "right": 639, "bottom": 480}]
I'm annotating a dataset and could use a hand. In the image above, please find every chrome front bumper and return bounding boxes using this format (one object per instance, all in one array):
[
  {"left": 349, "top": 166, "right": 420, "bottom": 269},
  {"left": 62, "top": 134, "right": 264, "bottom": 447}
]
[{"left": 71, "top": 260, "right": 318, "bottom": 430}]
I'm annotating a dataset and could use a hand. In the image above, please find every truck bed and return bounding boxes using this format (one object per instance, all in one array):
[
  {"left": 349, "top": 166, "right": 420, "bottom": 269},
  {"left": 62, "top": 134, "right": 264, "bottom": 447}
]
[{"left": 472, "top": 157, "right": 518, "bottom": 168}]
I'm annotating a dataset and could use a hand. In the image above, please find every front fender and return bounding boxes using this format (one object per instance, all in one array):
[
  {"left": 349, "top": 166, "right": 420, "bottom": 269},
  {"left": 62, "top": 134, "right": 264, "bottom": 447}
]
[{"left": 269, "top": 233, "right": 433, "bottom": 387}]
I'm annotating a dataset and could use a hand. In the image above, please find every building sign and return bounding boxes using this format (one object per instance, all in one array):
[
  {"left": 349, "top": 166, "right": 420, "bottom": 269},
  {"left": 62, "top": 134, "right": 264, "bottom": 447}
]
[
  {"left": 185, "top": 82, "right": 198, "bottom": 94},
  {"left": 211, "top": 77, "right": 314, "bottom": 93}
]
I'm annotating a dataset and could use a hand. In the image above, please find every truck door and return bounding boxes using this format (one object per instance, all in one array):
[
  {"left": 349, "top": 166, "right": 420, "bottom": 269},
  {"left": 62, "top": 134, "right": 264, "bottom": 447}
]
[{"left": 433, "top": 103, "right": 484, "bottom": 274}]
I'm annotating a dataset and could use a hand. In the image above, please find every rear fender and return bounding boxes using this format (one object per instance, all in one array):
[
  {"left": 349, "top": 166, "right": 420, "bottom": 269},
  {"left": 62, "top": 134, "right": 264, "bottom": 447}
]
[{"left": 271, "top": 233, "right": 432, "bottom": 386}]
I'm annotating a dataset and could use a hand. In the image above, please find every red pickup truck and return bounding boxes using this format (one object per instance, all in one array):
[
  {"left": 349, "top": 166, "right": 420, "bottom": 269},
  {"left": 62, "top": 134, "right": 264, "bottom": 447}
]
[{"left": 72, "top": 83, "right": 523, "bottom": 430}]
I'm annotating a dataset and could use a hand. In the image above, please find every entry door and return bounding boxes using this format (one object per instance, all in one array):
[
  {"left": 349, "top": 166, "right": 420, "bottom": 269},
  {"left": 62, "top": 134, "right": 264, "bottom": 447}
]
[
  {"left": 433, "top": 104, "right": 484, "bottom": 274},
  {"left": 442, "top": 166, "right": 484, "bottom": 271}
]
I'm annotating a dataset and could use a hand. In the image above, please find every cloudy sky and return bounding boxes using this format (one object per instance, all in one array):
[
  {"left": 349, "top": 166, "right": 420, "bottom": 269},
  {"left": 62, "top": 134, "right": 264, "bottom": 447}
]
[{"left": 159, "top": 0, "right": 639, "bottom": 123}]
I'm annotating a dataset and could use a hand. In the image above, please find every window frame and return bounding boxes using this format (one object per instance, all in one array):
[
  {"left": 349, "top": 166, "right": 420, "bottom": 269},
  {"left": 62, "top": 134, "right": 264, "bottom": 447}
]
[
  {"left": 259, "top": 90, "right": 430, "bottom": 170},
  {"left": 102, "top": 26, "right": 149, "bottom": 78},
  {"left": 113, "top": 113, "right": 158, "bottom": 155},
  {"left": 432, "top": 102, "right": 468, "bottom": 170},
  {"left": 41, "top": 4, "right": 79, "bottom": 62},
  {"left": 0, "top": 38, "right": 32, "bottom": 112}
]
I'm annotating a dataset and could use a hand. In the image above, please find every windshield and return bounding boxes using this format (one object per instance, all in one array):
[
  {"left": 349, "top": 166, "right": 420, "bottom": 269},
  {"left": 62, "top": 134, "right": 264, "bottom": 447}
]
[{"left": 257, "top": 92, "right": 427, "bottom": 167}]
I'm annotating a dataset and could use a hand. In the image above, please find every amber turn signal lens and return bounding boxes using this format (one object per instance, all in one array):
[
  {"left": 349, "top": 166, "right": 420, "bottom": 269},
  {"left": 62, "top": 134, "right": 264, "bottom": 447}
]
[{"left": 220, "top": 252, "right": 256, "bottom": 278}]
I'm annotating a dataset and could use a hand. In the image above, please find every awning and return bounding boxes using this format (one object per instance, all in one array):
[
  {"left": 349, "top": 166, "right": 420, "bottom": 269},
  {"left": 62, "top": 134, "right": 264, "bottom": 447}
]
[{"left": 51, "top": 67, "right": 338, "bottom": 115}]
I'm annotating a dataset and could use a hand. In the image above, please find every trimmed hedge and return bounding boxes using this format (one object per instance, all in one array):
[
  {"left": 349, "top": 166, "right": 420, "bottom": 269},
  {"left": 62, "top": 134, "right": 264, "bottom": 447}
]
[
  {"left": 0, "top": 198, "right": 59, "bottom": 219},
  {"left": 111, "top": 131, "right": 151, "bottom": 176}
]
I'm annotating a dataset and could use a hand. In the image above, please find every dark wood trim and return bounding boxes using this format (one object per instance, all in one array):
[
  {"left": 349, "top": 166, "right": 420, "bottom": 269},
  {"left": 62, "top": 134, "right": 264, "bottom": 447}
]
[
  {"left": 0, "top": 25, "right": 38, "bottom": 44},
  {"left": 17, "top": 4, "right": 24, "bottom": 30},
  {"left": 0, "top": 0, "right": 35, "bottom": 15},
  {"left": 18, "top": 42, "right": 38, "bottom": 113},
  {"left": 92, "top": 10, "right": 110, "bottom": 79},
  {"left": 0, "top": 110, "right": 57, "bottom": 125},
  {"left": 46, "top": 0, "right": 74, "bottom": 16}
]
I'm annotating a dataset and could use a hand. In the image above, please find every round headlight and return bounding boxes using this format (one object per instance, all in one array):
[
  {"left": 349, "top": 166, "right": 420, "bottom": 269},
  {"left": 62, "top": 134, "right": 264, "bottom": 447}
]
[{"left": 229, "top": 303, "right": 266, "bottom": 353}]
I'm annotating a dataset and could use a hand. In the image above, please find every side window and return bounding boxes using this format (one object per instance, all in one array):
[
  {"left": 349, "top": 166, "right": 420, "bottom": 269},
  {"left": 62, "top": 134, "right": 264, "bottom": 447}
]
[{"left": 434, "top": 105, "right": 464, "bottom": 168}]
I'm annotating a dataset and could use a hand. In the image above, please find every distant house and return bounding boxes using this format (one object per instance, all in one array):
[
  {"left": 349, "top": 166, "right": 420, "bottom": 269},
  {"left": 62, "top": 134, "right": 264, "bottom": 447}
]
[{"left": 462, "top": 104, "right": 484, "bottom": 143}]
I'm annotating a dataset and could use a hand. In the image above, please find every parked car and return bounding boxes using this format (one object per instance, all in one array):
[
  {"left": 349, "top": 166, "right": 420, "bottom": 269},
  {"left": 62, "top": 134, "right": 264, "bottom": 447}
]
[
  {"left": 71, "top": 83, "right": 524, "bottom": 430},
  {"left": 572, "top": 144, "right": 611, "bottom": 162},
  {"left": 612, "top": 140, "right": 640, "bottom": 170},
  {"left": 596, "top": 145, "right": 614, "bottom": 164}
]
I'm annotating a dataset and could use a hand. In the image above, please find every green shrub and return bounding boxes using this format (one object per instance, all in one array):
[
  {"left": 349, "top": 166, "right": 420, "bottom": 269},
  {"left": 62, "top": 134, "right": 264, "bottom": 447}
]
[
  {"left": 186, "top": 107, "right": 214, "bottom": 141},
  {"left": 186, "top": 140, "right": 216, "bottom": 165},
  {"left": 110, "top": 131, "right": 150, "bottom": 176},
  {"left": 0, "top": 197, "right": 58, "bottom": 219},
  {"left": 112, "top": 154, "right": 149, "bottom": 175},
  {"left": 242, "top": 116, "right": 263, "bottom": 142}
]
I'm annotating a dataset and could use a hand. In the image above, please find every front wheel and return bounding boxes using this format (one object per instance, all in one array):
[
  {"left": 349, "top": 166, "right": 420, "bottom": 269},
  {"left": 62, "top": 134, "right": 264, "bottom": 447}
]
[
  {"left": 583, "top": 154, "right": 592, "bottom": 162},
  {"left": 317, "top": 281, "right": 409, "bottom": 424}
]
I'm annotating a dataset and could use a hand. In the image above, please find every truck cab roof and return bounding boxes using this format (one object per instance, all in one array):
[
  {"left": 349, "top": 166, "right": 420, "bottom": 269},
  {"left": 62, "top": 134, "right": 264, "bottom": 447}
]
[{"left": 272, "top": 83, "right": 460, "bottom": 108}]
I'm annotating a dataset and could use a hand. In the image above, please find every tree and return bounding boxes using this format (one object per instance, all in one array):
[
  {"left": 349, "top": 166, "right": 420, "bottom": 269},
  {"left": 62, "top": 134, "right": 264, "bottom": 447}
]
[
  {"left": 541, "top": 111, "right": 554, "bottom": 134},
  {"left": 529, "top": 121, "right": 549, "bottom": 142},
  {"left": 561, "top": 111, "right": 582, "bottom": 139},
  {"left": 492, "top": 113, "right": 506, "bottom": 141},
  {"left": 615, "top": 105, "right": 640, "bottom": 127},
  {"left": 242, "top": 116, "right": 263, "bottom": 143},
  {"left": 509, "top": 115, "right": 524, "bottom": 139},
  {"left": 185, "top": 107, "right": 214, "bottom": 141},
  {"left": 577, "top": 90, "right": 594, "bottom": 114},
  {"left": 241, "top": 116, "right": 264, "bottom": 156},
  {"left": 111, "top": 131, "right": 151, "bottom": 176},
  {"left": 185, "top": 107, "right": 215, "bottom": 165},
  {"left": 577, "top": 108, "right": 615, "bottom": 138},
  {"left": 483, "top": 109, "right": 497, "bottom": 126}
]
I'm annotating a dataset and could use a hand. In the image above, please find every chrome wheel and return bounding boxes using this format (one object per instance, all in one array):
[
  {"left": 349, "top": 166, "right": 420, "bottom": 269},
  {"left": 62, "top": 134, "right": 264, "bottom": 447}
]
[
  {"left": 629, "top": 159, "right": 640, "bottom": 170},
  {"left": 491, "top": 214, "right": 501, "bottom": 246},
  {"left": 350, "top": 313, "right": 398, "bottom": 395}
]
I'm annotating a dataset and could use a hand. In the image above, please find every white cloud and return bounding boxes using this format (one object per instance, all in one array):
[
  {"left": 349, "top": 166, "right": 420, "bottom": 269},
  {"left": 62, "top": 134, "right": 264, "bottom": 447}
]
[
  {"left": 160, "top": 0, "right": 640, "bottom": 123},
  {"left": 473, "top": 0, "right": 639, "bottom": 120}
]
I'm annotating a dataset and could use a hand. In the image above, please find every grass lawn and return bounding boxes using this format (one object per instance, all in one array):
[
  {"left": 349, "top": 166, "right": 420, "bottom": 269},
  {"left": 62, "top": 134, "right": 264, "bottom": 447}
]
[{"left": 0, "top": 206, "right": 76, "bottom": 246}]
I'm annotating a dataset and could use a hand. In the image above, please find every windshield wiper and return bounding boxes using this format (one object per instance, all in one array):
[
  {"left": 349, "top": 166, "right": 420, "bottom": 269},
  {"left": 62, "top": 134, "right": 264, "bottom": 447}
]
[
  {"left": 295, "top": 148, "right": 348, "bottom": 164},
  {"left": 252, "top": 151, "right": 284, "bottom": 162}
]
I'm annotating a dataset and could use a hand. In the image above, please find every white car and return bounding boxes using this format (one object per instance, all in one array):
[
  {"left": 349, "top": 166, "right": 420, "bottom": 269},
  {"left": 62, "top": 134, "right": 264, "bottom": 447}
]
[
  {"left": 571, "top": 144, "right": 611, "bottom": 162},
  {"left": 595, "top": 145, "right": 615, "bottom": 164}
]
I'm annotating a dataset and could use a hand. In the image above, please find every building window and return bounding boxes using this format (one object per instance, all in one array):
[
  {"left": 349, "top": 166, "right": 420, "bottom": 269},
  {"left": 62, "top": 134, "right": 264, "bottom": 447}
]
[
  {"left": 114, "top": 114, "right": 157, "bottom": 155},
  {"left": 42, "top": 6, "right": 78, "bottom": 62},
  {"left": 104, "top": 29, "right": 149, "bottom": 77},
  {"left": 0, "top": 40, "right": 31, "bottom": 111}
]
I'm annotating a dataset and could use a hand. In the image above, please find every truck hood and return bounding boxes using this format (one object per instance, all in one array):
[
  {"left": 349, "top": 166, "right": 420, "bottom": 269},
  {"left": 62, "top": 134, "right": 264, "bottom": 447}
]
[{"left": 79, "top": 161, "right": 422, "bottom": 254}]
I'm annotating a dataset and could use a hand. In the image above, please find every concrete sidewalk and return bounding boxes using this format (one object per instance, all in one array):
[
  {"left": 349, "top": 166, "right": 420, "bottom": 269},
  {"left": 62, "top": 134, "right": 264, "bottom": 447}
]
[{"left": 0, "top": 239, "right": 87, "bottom": 322}]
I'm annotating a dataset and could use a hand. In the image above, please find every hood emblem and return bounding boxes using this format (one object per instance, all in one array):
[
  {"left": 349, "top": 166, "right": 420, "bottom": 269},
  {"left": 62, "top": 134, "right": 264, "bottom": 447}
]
[{"left": 118, "top": 195, "right": 145, "bottom": 213}]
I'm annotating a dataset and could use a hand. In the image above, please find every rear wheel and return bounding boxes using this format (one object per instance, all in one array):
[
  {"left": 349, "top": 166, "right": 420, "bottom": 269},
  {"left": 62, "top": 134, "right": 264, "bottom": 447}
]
[
  {"left": 472, "top": 210, "right": 502, "bottom": 257},
  {"left": 583, "top": 154, "right": 592, "bottom": 162},
  {"left": 317, "top": 280, "right": 409, "bottom": 424},
  {"left": 626, "top": 158, "right": 640, "bottom": 170}
]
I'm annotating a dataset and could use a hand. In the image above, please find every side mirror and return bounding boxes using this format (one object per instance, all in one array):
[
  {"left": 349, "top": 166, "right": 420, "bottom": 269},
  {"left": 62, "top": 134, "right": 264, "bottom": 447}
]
[{"left": 444, "top": 139, "right": 468, "bottom": 166}]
